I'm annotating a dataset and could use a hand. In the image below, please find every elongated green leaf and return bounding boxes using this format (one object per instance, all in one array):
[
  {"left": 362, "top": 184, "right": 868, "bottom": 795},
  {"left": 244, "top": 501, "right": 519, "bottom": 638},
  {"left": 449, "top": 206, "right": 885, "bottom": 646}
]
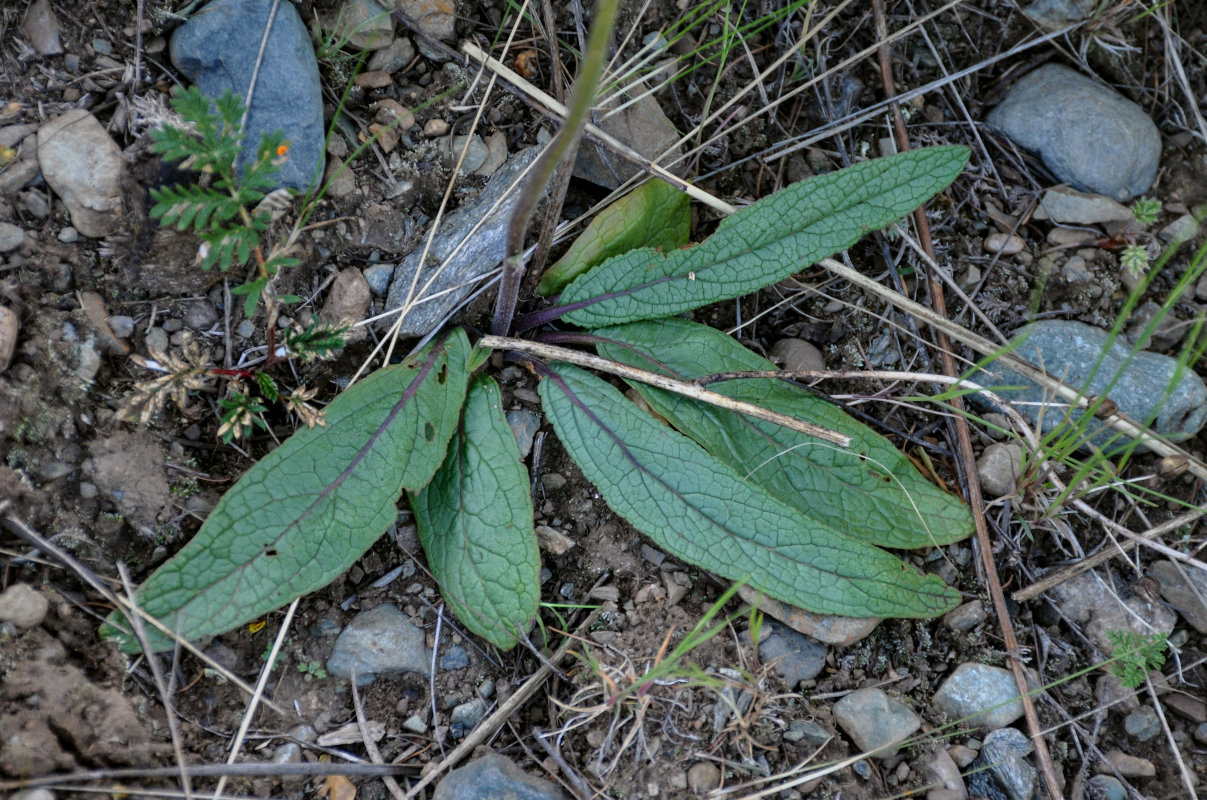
[
  {"left": 539, "top": 363, "right": 960, "bottom": 618},
  {"left": 538, "top": 179, "right": 690, "bottom": 296},
  {"left": 103, "top": 330, "right": 472, "bottom": 652},
  {"left": 594, "top": 318, "right": 973, "bottom": 549},
  {"left": 410, "top": 376, "right": 540, "bottom": 649},
  {"left": 559, "top": 147, "right": 968, "bottom": 327}
]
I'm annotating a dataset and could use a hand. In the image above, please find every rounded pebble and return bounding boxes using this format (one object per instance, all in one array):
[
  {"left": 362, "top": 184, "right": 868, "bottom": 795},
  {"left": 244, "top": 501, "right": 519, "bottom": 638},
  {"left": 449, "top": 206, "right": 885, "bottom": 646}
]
[
  {"left": 423, "top": 118, "right": 451, "bottom": 137},
  {"left": 1123, "top": 706, "right": 1161, "bottom": 741},
  {"left": 0, "top": 583, "right": 50, "bottom": 628},
  {"left": 106, "top": 315, "right": 135, "bottom": 339},
  {"left": 686, "top": 762, "right": 721, "bottom": 791},
  {"left": 1087, "top": 775, "right": 1126, "bottom": 800},
  {"left": 57, "top": 226, "right": 79, "bottom": 243},
  {"left": 0, "top": 221, "right": 26, "bottom": 252},
  {"left": 983, "top": 232, "right": 1025, "bottom": 255}
]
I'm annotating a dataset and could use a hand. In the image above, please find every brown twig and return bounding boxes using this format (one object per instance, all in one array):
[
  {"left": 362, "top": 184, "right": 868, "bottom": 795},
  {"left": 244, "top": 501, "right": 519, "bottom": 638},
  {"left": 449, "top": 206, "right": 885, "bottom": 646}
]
[{"left": 869, "top": 3, "right": 1062, "bottom": 799}]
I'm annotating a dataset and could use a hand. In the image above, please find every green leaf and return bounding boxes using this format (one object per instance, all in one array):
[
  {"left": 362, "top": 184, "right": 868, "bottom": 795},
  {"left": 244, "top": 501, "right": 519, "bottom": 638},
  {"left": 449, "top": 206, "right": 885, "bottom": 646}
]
[
  {"left": 538, "top": 179, "right": 690, "bottom": 296},
  {"left": 559, "top": 147, "right": 969, "bottom": 327},
  {"left": 594, "top": 318, "right": 973, "bottom": 549},
  {"left": 102, "top": 330, "right": 472, "bottom": 652},
  {"left": 539, "top": 363, "right": 960, "bottom": 619},
  {"left": 411, "top": 376, "right": 540, "bottom": 649}
]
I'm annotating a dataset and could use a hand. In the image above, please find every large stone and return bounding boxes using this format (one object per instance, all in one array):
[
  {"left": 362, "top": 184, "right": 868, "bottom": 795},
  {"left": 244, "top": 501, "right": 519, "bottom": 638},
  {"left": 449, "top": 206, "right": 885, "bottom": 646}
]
[
  {"left": 384, "top": 146, "right": 543, "bottom": 337},
  {"left": 987, "top": 64, "right": 1160, "bottom": 200},
  {"left": 574, "top": 93, "right": 681, "bottom": 189},
  {"left": 933, "top": 662, "right": 1025, "bottom": 730},
  {"left": 1048, "top": 570, "right": 1176, "bottom": 653},
  {"left": 832, "top": 688, "right": 921, "bottom": 759},
  {"left": 327, "top": 604, "right": 431, "bottom": 685},
  {"left": 37, "top": 110, "right": 124, "bottom": 237},
  {"left": 969, "top": 320, "right": 1207, "bottom": 451},
  {"left": 171, "top": 0, "right": 324, "bottom": 192},
  {"left": 1149, "top": 560, "right": 1207, "bottom": 634},
  {"left": 433, "top": 753, "right": 567, "bottom": 800}
]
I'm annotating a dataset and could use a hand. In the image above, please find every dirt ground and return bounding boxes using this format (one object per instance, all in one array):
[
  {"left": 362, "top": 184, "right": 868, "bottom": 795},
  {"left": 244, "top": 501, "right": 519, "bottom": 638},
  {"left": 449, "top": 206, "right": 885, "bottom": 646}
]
[{"left": 3, "top": 0, "right": 1207, "bottom": 798}]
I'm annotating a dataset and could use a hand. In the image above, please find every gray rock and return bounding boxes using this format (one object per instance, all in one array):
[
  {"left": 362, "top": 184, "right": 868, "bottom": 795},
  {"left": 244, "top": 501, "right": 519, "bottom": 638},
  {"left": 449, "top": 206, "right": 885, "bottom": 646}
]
[
  {"left": 943, "top": 600, "right": 987, "bottom": 633},
  {"left": 686, "top": 762, "right": 721, "bottom": 792},
  {"left": 362, "top": 263, "right": 394, "bottom": 296},
  {"left": 1123, "top": 706, "right": 1161, "bottom": 741},
  {"left": 1149, "top": 560, "right": 1207, "bottom": 634},
  {"left": 976, "top": 442, "right": 1022, "bottom": 498},
  {"left": 449, "top": 697, "right": 486, "bottom": 738},
  {"left": 1194, "top": 721, "right": 1207, "bottom": 744},
  {"left": 771, "top": 338, "right": 825, "bottom": 372},
  {"left": 440, "top": 134, "right": 489, "bottom": 175},
  {"left": 396, "top": 0, "right": 455, "bottom": 43},
  {"left": 986, "top": 64, "right": 1160, "bottom": 200},
  {"left": 0, "top": 306, "right": 19, "bottom": 375},
  {"left": 183, "top": 301, "right": 219, "bottom": 331},
  {"left": 439, "top": 644, "right": 469, "bottom": 670},
  {"left": 969, "top": 320, "right": 1207, "bottom": 450},
  {"left": 326, "top": 604, "right": 431, "bottom": 685},
  {"left": 923, "top": 748, "right": 969, "bottom": 800},
  {"left": 320, "top": 268, "right": 371, "bottom": 341},
  {"left": 1024, "top": 0, "right": 1098, "bottom": 27},
  {"left": 758, "top": 621, "right": 827, "bottom": 688},
  {"left": 1097, "top": 749, "right": 1155, "bottom": 777},
  {"left": 574, "top": 93, "right": 681, "bottom": 189},
  {"left": 171, "top": 0, "right": 324, "bottom": 192},
  {"left": 20, "top": 0, "right": 64, "bottom": 56},
  {"left": 107, "top": 315, "right": 135, "bottom": 339},
  {"left": 738, "top": 584, "right": 880, "bottom": 646},
  {"left": 966, "top": 728, "right": 1036, "bottom": 800},
  {"left": 506, "top": 409, "right": 541, "bottom": 459},
  {"left": 1032, "top": 186, "right": 1133, "bottom": 225},
  {"left": 385, "top": 146, "right": 544, "bottom": 337},
  {"left": 326, "top": 0, "right": 394, "bottom": 51},
  {"left": 144, "top": 326, "right": 169, "bottom": 354},
  {"left": 11, "top": 789, "right": 57, "bottom": 800},
  {"left": 1048, "top": 570, "right": 1177, "bottom": 654},
  {"left": 368, "top": 37, "right": 416, "bottom": 74},
  {"left": 783, "top": 719, "right": 832, "bottom": 747},
  {"left": 0, "top": 583, "right": 49, "bottom": 628},
  {"left": 0, "top": 222, "right": 24, "bottom": 252},
  {"left": 1086, "top": 775, "right": 1126, "bottom": 800},
  {"left": 432, "top": 753, "right": 567, "bottom": 800},
  {"left": 832, "top": 688, "right": 921, "bottom": 759},
  {"left": 37, "top": 110, "right": 124, "bottom": 237},
  {"left": 933, "top": 663, "right": 1024, "bottom": 731}
]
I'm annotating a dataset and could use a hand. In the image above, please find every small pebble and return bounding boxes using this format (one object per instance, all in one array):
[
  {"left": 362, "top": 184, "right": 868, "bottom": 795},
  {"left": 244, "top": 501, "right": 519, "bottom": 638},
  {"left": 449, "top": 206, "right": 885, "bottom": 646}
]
[
  {"left": 423, "top": 118, "right": 451, "bottom": 137},
  {"left": 57, "top": 226, "right": 79, "bottom": 243},
  {"left": 1123, "top": 706, "right": 1161, "bottom": 742},
  {"left": 983, "top": 232, "right": 1025, "bottom": 255},
  {"left": 0, "top": 583, "right": 50, "bottom": 628},
  {"left": 439, "top": 645, "right": 469, "bottom": 670},
  {"left": 235, "top": 320, "right": 255, "bottom": 338},
  {"left": 1087, "top": 775, "right": 1126, "bottom": 800},
  {"left": 0, "top": 222, "right": 25, "bottom": 252},
  {"left": 1194, "top": 722, "right": 1207, "bottom": 744},
  {"left": 686, "top": 762, "right": 720, "bottom": 791},
  {"left": 403, "top": 714, "right": 426, "bottom": 733},
  {"left": 1097, "top": 749, "right": 1155, "bottom": 777},
  {"left": 106, "top": 315, "right": 134, "bottom": 339},
  {"left": 144, "top": 326, "right": 169, "bottom": 354}
]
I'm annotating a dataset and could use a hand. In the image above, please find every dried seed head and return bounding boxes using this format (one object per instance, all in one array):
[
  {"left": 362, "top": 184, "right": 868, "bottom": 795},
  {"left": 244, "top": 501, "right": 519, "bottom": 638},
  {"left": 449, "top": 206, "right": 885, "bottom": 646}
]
[{"left": 1090, "top": 395, "right": 1119, "bottom": 418}]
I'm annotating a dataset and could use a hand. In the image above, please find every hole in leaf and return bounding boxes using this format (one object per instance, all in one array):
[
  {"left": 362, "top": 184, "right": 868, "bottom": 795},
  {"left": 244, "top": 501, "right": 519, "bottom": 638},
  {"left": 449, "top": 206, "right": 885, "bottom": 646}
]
[
  {"left": 436, "top": 364, "right": 448, "bottom": 384},
  {"left": 424, "top": 421, "right": 435, "bottom": 441}
]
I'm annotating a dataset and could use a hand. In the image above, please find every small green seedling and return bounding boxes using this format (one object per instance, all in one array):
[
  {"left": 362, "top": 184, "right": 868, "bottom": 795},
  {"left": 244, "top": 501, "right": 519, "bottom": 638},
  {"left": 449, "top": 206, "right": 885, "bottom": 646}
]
[{"left": 1105, "top": 630, "right": 1168, "bottom": 689}]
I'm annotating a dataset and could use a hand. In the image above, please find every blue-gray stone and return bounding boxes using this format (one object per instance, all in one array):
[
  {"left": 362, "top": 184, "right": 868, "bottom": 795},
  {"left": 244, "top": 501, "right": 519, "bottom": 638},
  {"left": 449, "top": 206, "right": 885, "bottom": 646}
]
[
  {"left": 1124, "top": 706, "right": 1161, "bottom": 742},
  {"left": 506, "top": 409, "right": 541, "bottom": 459},
  {"left": 326, "top": 604, "right": 431, "bottom": 686},
  {"left": 986, "top": 64, "right": 1159, "bottom": 201},
  {"left": 758, "top": 622, "right": 827, "bottom": 689},
  {"left": 1023, "top": 0, "right": 1097, "bottom": 27},
  {"left": 433, "top": 753, "right": 567, "bottom": 800},
  {"left": 933, "top": 662, "right": 1024, "bottom": 731},
  {"left": 1087, "top": 775, "right": 1126, "bottom": 800},
  {"left": 970, "top": 320, "right": 1207, "bottom": 451},
  {"left": 782, "top": 719, "right": 832, "bottom": 747},
  {"left": 385, "top": 146, "right": 543, "bottom": 337},
  {"left": 832, "top": 688, "right": 920, "bottom": 759},
  {"left": 966, "top": 727, "right": 1036, "bottom": 800},
  {"left": 362, "top": 263, "right": 394, "bottom": 296},
  {"left": 449, "top": 697, "right": 486, "bottom": 738},
  {"left": 171, "top": 0, "right": 324, "bottom": 192},
  {"left": 439, "top": 645, "right": 469, "bottom": 670}
]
